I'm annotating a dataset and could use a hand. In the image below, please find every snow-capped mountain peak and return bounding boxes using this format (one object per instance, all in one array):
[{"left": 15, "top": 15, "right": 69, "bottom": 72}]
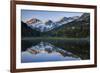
[
  {"left": 25, "top": 16, "right": 80, "bottom": 32},
  {"left": 72, "top": 16, "right": 79, "bottom": 20},
  {"left": 26, "top": 18, "right": 41, "bottom": 25},
  {"left": 56, "top": 16, "right": 79, "bottom": 25},
  {"left": 45, "top": 20, "right": 53, "bottom": 25}
]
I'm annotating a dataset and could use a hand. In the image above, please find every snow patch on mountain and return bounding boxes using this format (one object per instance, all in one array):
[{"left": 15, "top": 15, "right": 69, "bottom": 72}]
[{"left": 25, "top": 16, "right": 79, "bottom": 32}]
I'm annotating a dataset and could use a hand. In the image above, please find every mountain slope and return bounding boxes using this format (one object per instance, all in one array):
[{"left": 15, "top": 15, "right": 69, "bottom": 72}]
[
  {"left": 21, "top": 21, "right": 41, "bottom": 37},
  {"left": 40, "top": 13, "right": 90, "bottom": 38},
  {"left": 22, "top": 13, "right": 90, "bottom": 38},
  {"left": 25, "top": 16, "right": 79, "bottom": 32}
]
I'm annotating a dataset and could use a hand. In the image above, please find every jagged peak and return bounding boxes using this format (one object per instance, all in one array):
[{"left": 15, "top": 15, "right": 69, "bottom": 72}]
[
  {"left": 25, "top": 17, "right": 41, "bottom": 25},
  {"left": 45, "top": 20, "right": 53, "bottom": 23}
]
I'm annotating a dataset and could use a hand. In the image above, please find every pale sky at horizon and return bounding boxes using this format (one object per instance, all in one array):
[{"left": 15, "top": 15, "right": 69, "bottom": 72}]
[{"left": 21, "top": 10, "right": 84, "bottom": 23}]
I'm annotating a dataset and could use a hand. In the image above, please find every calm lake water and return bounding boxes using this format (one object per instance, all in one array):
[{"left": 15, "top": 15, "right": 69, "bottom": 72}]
[{"left": 21, "top": 39, "right": 90, "bottom": 63}]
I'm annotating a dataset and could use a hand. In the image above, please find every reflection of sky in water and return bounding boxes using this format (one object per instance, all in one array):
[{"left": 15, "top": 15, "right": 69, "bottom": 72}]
[{"left": 21, "top": 42, "right": 81, "bottom": 63}]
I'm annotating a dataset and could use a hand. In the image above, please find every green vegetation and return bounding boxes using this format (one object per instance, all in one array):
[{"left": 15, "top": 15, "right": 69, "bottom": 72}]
[
  {"left": 21, "top": 13, "right": 90, "bottom": 38},
  {"left": 21, "top": 21, "right": 41, "bottom": 37},
  {"left": 22, "top": 37, "right": 89, "bottom": 42},
  {"left": 21, "top": 13, "right": 90, "bottom": 60},
  {"left": 22, "top": 39, "right": 90, "bottom": 60}
]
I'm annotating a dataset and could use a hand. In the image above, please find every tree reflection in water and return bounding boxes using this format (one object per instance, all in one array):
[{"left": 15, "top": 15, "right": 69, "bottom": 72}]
[{"left": 21, "top": 41, "right": 81, "bottom": 63}]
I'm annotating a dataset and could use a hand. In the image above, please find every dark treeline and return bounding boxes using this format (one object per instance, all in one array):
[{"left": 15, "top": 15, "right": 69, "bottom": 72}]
[{"left": 21, "top": 13, "right": 90, "bottom": 38}]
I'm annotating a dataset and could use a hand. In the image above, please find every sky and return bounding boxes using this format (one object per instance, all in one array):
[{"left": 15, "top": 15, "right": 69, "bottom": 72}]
[{"left": 21, "top": 10, "right": 84, "bottom": 23}]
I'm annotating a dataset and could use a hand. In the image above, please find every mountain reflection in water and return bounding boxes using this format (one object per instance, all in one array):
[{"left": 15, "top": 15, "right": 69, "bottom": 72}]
[{"left": 21, "top": 42, "right": 81, "bottom": 63}]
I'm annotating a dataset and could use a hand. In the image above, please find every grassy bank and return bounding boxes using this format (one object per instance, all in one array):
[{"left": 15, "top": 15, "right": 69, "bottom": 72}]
[{"left": 22, "top": 37, "right": 89, "bottom": 42}]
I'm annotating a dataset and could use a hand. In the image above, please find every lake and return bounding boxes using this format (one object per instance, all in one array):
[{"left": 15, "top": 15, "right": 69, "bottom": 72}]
[{"left": 21, "top": 39, "right": 90, "bottom": 63}]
